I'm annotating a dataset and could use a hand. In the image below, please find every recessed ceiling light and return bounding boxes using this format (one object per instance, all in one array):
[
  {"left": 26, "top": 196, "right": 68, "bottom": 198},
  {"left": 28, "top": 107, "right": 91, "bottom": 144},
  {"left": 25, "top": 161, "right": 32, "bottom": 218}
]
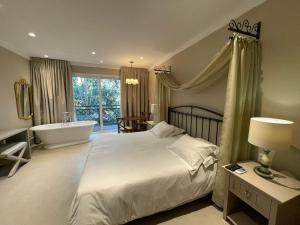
[
  {"left": 100, "top": 60, "right": 104, "bottom": 63},
  {"left": 28, "top": 32, "right": 36, "bottom": 37},
  {"left": 91, "top": 51, "right": 96, "bottom": 55},
  {"left": 44, "top": 54, "right": 49, "bottom": 58},
  {"left": 140, "top": 56, "right": 144, "bottom": 60}
]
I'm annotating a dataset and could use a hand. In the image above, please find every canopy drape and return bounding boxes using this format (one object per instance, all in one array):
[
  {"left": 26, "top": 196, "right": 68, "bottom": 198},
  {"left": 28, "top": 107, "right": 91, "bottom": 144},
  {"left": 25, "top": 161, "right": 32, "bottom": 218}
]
[
  {"left": 156, "top": 35, "right": 262, "bottom": 207},
  {"left": 120, "top": 67, "right": 149, "bottom": 118},
  {"left": 30, "top": 58, "right": 74, "bottom": 125},
  {"left": 156, "top": 40, "right": 233, "bottom": 121},
  {"left": 157, "top": 41, "right": 232, "bottom": 92}
]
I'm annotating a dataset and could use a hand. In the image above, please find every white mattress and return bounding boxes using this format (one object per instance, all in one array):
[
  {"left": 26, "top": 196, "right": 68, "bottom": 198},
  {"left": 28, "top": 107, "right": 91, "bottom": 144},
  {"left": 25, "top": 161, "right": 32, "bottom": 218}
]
[{"left": 68, "top": 131, "right": 217, "bottom": 225}]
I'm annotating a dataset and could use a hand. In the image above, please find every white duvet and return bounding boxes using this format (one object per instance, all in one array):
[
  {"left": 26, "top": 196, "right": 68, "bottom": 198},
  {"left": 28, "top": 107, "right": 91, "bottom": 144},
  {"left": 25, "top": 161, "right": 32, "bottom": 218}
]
[{"left": 68, "top": 131, "right": 217, "bottom": 225}]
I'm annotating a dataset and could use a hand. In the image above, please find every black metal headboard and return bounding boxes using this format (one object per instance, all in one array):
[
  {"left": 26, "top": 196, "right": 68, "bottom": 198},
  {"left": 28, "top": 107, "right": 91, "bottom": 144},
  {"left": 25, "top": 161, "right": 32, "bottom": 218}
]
[{"left": 168, "top": 105, "right": 223, "bottom": 145}]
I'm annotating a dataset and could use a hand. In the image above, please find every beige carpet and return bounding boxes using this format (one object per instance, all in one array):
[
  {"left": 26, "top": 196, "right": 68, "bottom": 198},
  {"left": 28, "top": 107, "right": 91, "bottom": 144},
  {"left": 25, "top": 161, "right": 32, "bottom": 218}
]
[{"left": 0, "top": 134, "right": 228, "bottom": 225}]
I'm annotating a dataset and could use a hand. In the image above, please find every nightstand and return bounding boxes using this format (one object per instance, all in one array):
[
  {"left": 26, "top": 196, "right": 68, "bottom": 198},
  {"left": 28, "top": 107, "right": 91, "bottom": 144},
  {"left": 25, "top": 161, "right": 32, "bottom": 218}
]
[{"left": 223, "top": 161, "right": 300, "bottom": 225}]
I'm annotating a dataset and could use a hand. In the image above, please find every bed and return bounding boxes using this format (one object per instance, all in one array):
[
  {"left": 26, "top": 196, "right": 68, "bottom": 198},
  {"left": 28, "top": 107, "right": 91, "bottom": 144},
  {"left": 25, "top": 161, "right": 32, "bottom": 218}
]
[{"left": 68, "top": 106, "right": 223, "bottom": 225}]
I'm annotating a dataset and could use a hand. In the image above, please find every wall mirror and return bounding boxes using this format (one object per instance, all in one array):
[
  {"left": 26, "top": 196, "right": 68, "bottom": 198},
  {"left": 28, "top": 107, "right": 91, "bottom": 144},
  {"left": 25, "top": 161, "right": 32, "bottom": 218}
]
[{"left": 14, "top": 79, "right": 33, "bottom": 120}]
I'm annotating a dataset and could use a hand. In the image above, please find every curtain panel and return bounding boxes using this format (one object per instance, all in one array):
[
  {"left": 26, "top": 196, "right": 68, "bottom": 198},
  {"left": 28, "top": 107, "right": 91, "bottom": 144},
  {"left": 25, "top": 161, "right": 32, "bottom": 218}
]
[
  {"left": 155, "top": 35, "right": 262, "bottom": 207},
  {"left": 155, "top": 78, "right": 170, "bottom": 121},
  {"left": 30, "top": 58, "right": 74, "bottom": 125},
  {"left": 212, "top": 36, "right": 262, "bottom": 207},
  {"left": 120, "top": 67, "right": 149, "bottom": 118}
]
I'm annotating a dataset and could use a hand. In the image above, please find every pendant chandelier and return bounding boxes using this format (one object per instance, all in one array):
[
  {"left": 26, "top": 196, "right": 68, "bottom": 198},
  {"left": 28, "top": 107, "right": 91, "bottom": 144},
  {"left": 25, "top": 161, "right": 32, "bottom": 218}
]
[{"left": 125, "top": 61, "right": 139, "bottom": 85}]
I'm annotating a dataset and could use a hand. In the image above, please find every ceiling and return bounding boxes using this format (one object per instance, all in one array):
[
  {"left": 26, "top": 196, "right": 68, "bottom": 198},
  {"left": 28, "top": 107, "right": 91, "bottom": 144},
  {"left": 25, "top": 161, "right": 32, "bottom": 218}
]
[{"left": 0, "top": 0, "right": 264, "bottom": 69}]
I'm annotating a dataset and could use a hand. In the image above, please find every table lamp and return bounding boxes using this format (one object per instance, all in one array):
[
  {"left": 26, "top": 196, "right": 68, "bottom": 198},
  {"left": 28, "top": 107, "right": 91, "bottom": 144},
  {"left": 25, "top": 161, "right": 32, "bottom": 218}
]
[
  {"left": 248, "top": 117, "right": 294, "bottom": 179},
  {"left": 151, "top": 104, "right": 159, "bottom": 123}
]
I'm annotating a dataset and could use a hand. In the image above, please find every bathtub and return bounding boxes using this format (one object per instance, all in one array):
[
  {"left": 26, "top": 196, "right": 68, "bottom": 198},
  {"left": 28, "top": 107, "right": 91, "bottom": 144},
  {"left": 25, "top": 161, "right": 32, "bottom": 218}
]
[{"left": 31, "top": 121, "right": 97, "bottom": 149}]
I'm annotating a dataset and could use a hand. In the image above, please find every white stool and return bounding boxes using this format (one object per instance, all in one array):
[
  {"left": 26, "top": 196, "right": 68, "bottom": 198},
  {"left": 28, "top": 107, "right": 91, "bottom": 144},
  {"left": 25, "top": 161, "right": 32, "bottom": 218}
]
[{"left": 0, "top": 142, "right": 29, "bottom": 177}]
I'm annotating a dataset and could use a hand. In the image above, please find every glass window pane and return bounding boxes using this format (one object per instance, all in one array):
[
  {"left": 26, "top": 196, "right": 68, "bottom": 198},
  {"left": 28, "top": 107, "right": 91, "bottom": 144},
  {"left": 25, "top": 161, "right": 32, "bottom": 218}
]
[
  {"left": 72, "top": 76, "right": 100, "bottom": 131},
  {"left": 101, "top": 79, "right": 121, "bottom": 129}
]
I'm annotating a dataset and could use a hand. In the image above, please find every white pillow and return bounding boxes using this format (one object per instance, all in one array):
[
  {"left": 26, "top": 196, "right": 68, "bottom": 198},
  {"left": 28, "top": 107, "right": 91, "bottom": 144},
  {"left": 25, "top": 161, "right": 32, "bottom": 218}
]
[
  {"left": 151, "top": 121, "right": 185, "bottom": 138},
  {"left": 150, "top": 121, "right": 173, "bottom": 138},
  {"left": 203, "top": 155, "right": 218, "bottom": 168},
  {"left": 169, "top": 125, "right": 185, "bottom": 136},
  {"left": 168, "top": 134, "right": 218, "bottom": 175},
  {"left": 195, "top": 137, "right": 220, "bottom": 156}
]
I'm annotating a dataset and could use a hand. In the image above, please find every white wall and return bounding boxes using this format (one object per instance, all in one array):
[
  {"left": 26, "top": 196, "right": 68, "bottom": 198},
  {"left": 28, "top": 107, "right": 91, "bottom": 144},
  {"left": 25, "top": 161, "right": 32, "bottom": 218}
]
[
  {"left": 149, "top": 0, "right": 300, "bottom": 178},
  {"left": 149, "top": 27, "right": 228, "bottom": 113},
  {"left": 0, "top": 46, "right": 32, "bottom": 129},
  {"left": 242, "top": 0, "right": 300, "bottom": 178},
  {"left": 71, "top": 65, "right": 119, "bottom": 76}
]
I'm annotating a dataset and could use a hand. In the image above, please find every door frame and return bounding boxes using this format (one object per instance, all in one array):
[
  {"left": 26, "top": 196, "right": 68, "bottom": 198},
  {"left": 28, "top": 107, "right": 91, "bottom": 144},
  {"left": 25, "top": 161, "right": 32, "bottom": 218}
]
[{"left": 72, "top": 73, "right": 120, "bottom": 131}]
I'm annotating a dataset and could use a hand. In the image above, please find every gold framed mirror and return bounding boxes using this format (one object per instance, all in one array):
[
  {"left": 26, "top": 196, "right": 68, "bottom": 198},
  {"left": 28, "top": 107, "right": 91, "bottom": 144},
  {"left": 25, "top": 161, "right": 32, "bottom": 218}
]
[{"left": 14, "top": 79, "right": 33, "bottom": 120}]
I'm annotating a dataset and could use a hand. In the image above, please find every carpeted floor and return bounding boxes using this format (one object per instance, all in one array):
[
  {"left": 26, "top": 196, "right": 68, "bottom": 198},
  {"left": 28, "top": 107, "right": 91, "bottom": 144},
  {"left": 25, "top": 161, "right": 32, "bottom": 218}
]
[{"left": 0, "top": 134, "right": 228, "bottom": 225}]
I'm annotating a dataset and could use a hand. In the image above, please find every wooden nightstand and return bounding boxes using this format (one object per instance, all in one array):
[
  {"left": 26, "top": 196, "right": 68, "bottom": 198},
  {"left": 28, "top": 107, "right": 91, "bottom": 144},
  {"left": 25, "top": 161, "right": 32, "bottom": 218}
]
[{"left": 223, "top": 161, "right": 300, "bottom": 225}]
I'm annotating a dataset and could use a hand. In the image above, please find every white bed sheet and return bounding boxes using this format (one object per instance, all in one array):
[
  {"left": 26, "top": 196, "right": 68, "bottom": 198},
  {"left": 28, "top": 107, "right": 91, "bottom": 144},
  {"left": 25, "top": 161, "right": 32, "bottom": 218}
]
[{"left": 68, "top": 131, "right": 217, "bottom": 225}]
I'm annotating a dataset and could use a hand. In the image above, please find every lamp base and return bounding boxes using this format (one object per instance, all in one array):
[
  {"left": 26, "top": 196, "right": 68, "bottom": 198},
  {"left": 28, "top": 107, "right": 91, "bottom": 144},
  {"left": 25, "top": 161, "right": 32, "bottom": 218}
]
[
  {"left": 254, "top": 149, "right": 274, "bottom": 179},
  {"left": 254, "top": 166, "right": 274, "bottom": 179}
]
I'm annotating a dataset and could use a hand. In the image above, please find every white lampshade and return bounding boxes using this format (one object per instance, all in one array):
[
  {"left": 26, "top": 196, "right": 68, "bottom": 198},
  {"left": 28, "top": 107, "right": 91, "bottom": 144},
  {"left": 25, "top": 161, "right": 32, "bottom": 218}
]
[
  {"left": 150, "top": 104, "right": 159, "bottom": 114},
  {"left": 150, "top": 104, "right": 159, "bottom": 123},
  {"left": 248, "top": 117, "right": 294, "bottom": 151}
]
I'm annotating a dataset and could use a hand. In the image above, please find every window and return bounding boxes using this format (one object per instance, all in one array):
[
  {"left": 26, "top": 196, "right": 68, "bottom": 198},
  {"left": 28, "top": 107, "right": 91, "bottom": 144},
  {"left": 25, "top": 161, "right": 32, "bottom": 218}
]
[{"left": 72, "top": 75, "right": 120, "bottom": 132}]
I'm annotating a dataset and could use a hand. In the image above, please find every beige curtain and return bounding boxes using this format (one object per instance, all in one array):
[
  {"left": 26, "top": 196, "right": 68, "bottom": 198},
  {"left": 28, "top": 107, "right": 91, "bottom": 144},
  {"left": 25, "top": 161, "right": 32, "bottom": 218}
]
[
  {"left": 120, "top": 66, "right": 149, "bottom": 117},
  {"left": 212, "top": 36, "right": 262, "bottom": 207},
  {"left": 156, "top": 40, "right": 233, "bottom": 121},
  {"left": 30, "top": 58, "right": 74, "bottom": 125},
  {"left": 155, "top": 79, "right": 170, "bottom": 121},
  {"left": 157, "top": 41, "right": 233, "bottom": 91}
]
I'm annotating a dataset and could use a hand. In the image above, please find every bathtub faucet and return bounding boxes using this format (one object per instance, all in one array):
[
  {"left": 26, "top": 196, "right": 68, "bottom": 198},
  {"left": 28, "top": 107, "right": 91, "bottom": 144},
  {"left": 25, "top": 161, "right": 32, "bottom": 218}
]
[{"left": 63, "top": 112, "right": 72, "bottom": 125}]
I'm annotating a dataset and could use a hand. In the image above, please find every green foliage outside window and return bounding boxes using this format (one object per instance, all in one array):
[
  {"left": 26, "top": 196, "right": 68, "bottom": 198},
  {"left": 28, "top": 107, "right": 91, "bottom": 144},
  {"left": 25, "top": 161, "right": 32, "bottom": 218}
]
[
  {"left": 72, "top": 76, "right": 120, "bottom": 126},
  {"left": 101, "top": 79, "right": 121, "bottom": 125}
]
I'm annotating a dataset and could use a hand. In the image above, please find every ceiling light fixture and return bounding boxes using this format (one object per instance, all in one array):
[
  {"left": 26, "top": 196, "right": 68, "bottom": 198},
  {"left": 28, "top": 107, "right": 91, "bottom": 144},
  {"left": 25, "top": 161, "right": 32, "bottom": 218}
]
[
  {"left": 91, "top": 51, "right": 96, "bottom": 55},
  {"left": 125, "top": 61, "right": 139, "bottom": 85},
  {"left": 28, "top": 32, "right": 36, "bottom": 37},
  {"left": 100, "top": 60, "right": 104, "bottom": 63},
  {"left": 44, "top": 54, "right": 49, "bottom": 58}
]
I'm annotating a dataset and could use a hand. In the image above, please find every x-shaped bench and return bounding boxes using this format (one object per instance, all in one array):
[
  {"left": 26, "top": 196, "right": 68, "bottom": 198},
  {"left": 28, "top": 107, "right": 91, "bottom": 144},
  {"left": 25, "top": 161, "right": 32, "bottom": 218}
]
[{"left": 0, "top": 142, "right": 30, "bottom": 177}]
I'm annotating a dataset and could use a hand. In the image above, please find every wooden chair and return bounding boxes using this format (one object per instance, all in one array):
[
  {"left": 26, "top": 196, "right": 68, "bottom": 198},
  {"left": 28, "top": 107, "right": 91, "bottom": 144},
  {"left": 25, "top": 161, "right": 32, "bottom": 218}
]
[
  {"left": 141, "top": 112, "right": 151, "bottom": 121},
  {"left": 117, "top": 117, "right": 134, "bottom": 133},
  {"left": 136, "top": 112, "right": 151, "bottom": 131}
]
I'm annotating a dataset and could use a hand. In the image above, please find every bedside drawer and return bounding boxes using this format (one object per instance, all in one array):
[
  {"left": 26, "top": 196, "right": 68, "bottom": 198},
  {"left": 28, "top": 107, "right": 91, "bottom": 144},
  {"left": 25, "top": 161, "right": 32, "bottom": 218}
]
[{"left": 229, "top": 175, "right": 271, "bottom": 218}]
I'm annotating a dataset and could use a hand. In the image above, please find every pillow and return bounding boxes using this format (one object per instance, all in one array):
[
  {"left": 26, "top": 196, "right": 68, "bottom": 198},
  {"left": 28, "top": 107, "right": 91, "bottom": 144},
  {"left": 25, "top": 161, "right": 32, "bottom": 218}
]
[
  {"left": 168, "top": 134, "right": 218, "bottom": 175},
  {"left": 195, "top": 137, "right": 220, "bottom": 156},
  {"left": 169, "top": 125, "right": 185, "bottom": 136},
  {"left": 151, "top": 121, "right": 185, "bottom": 138},
  {"left": 203, "top": 155, "right": 218, "bottom": 168},
  {"left": 150, "top": 121, "right": 173, "bottom": 138}
]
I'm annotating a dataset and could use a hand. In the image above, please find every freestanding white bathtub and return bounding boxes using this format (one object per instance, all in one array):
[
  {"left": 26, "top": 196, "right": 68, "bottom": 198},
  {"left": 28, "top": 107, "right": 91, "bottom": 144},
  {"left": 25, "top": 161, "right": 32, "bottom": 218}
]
[{"left": 31, "top": 121, "right": 97, "bottom": 149}]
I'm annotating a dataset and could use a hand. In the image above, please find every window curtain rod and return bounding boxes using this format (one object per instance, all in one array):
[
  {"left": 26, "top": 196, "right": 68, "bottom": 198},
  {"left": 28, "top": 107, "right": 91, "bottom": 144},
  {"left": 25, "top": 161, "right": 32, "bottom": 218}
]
[{"left": 228, "top": 19, "right": 261, "bottom": 40}]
